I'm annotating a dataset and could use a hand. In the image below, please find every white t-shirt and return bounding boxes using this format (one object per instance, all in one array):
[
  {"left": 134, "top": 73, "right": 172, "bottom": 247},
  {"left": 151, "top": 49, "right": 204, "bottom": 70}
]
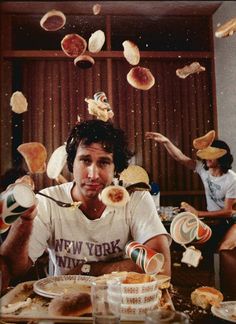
[
  {"left": 195, "top": 160, "right": 236, "bottom": 211},
  {"left": 29, "top": 182, "right": 170, "bottom": 275}
]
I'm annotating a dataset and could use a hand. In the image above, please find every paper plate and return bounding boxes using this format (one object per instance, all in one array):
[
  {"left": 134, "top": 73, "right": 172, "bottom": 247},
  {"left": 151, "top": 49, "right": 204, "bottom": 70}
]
[
  {"left": 46, "top": 144, "right": 67, "bottom": 179},
  {"left": 120, "top": 165, "right": 149, "bottom": 185},
  {"left": 33, "top": 275, "right": 94, "bottom": 298},
  {"left": 211, "top": 301, "right": 236, "bottom": 323}
]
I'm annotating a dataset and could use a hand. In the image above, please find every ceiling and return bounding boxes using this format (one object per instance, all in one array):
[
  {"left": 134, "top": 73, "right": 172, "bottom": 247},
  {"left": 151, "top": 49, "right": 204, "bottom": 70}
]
[{"left": 0, "top": 1, "right": 222, "bottom": 16}]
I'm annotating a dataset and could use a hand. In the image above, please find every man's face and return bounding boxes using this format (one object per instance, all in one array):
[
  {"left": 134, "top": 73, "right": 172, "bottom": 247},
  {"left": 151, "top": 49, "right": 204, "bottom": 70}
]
[{"left": 73, "top": 142, "right": 115, "bottom": 199}]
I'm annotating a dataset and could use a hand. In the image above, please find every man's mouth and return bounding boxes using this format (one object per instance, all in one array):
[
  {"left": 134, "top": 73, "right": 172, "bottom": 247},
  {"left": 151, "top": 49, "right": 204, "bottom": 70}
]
[{"left": 84, "top": 183, "right": 103, "bottom": 191}]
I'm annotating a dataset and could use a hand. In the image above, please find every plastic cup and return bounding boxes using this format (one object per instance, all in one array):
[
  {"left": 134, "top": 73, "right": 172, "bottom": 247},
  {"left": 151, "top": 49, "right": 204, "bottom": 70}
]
[
  {"left": 91, "top": 279, "right": 122, "bottom": 324},
  {"left": 125, "top": 241, "right": 164, "bottom": 274}
]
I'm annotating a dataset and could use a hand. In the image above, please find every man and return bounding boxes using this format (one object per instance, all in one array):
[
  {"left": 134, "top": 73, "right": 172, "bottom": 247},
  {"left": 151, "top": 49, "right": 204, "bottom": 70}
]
[
  {"left": 1, "top": 120, "right": 171, "bottom": 279},
  {"left": 145, "top": 131, "right": 236, "bottom": 250}
]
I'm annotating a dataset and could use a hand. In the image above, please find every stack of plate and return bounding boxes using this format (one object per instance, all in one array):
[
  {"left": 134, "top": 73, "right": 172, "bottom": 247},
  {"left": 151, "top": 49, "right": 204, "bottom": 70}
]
[
  {"left": 33, "top": 275, "right": 94, "bottom": 298},
  {"left": 109, "top": 278, "right": 161, "bottom": 320}
]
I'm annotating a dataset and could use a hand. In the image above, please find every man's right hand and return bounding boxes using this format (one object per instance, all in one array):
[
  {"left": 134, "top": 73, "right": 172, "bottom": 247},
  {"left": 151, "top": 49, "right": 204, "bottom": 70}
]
[
  {"left": 20, "top": 204, "right": 38, "bottom": 221},
  {"left": 15, "top": 175, "right": 35, "bottom": 190}
]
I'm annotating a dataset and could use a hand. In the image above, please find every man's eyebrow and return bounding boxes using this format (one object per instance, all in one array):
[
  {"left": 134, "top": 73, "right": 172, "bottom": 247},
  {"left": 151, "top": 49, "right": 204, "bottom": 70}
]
[
  {"left": 78, "top": 154, "right": 91, "bottom": 159},
  {"left": 98, "top": 157, "right": 113, "bottom": 162}
]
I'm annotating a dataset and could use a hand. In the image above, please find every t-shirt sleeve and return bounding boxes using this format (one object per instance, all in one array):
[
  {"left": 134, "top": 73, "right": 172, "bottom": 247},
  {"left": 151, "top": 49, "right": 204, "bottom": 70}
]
[
  {"left": 28, "top": 195, "right": 52, "bottom": 263},
  {"left": 226, "top": 176, "right": 236, "bottom": 199},
  {"left": 194, "top": 159, "right": 204, "bottom": 175},
  {"left": 127, "top": 191, "right": 171, "bottom": 245}
]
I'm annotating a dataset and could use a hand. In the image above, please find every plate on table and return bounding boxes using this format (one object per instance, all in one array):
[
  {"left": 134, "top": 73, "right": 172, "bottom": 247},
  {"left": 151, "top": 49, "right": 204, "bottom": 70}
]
[
  {"left": 211, "top": 301, "right": 236, "bottom": 323},
  {"left": 33, "top": 274, "right": 95, "bottom": 298}
]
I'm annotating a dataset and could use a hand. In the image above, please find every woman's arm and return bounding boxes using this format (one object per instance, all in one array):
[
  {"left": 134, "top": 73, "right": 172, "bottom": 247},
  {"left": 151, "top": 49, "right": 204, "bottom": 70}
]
[
  {"left": 145, "top": 132, "right": 196, "bottom": 170},
  {"left": 181, "top": 198, "right": 235, "bottom": 218}
]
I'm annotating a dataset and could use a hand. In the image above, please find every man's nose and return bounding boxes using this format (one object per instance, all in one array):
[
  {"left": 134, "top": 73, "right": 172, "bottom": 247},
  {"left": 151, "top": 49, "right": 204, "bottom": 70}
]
[{"left": 87, "top": 164, "right": 99, "bottom": 179}]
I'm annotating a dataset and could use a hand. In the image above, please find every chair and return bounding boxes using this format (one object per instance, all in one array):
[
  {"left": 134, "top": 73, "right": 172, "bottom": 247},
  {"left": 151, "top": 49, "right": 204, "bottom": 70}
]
[{"left": 219, "top": 248, "right": 236, "bottom": 299}]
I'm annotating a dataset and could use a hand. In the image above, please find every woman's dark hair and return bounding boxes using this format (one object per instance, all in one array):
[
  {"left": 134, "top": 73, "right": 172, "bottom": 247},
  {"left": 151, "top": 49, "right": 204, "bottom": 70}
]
[
  {"left": 66, "top": 120, "right": 134, "bottom": 173},
  {"left": 203, "top": 139, "right": 233, "bottom": 173}
]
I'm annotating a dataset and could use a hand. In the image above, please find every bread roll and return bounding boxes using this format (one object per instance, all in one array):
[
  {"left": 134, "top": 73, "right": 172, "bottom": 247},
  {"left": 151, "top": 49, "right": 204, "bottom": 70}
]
[
  {"left": 193, "top": 130, "right": 215, "bottom": 150},
  {"left": 120, "top": 165, "right": 149, "bottom": 185},
  {"left": 47, "top": 144, "right": 67, "bottom": 180},
  {"left": 92, "top": 4, "right": 102, "bottom": 15},
  {"left": 10, "top": 91, "right": 28, "bottom": 114},
  {"left": 196, "top": 146, "right": 227, "bottom": 160},
  {"left": 191, "top": 286, "right": 223, "bottom": 309},
  {"left": 48, "top": 292, "right": 92, "bottom": 317},
  {"left": 17, "top": 142, "right": 47, "bottom": 174},
  {"left": 122, "top": 40, "right": 140, "bottom": 65},
  {"left": 127, "top": 66, "right": 155, "bottom": 90},
  {"left": 88, "top": 30, "right": 105, "bottom": 53},
  {"left": 99, "top": 185, "right": 130, "bottom": 207},
  {"left": 61, "top": 34, "right": 87, "bottom": 58},
  {"left": 40, "top": 10, "right": 66, "bottom": 31},
  {"left": 215, "top": 17, "right": 236, "bottom": 38},
  {"left": 74, "top": 55, "right": 95, "bottom": 69}
]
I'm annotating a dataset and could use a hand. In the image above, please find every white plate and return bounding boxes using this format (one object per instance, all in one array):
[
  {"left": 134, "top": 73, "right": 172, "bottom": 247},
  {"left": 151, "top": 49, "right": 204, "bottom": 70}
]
[
  {"left": 211, "top": 301, "right": 236, "bottom": 323},
  {"left": 33, "top": 274, "right": 95, "bottom": 298}
]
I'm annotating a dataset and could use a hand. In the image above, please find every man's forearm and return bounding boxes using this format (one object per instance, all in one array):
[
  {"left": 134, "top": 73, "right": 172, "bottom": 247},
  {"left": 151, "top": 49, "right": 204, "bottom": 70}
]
[
  {"left": 67, "top": 258, "right": 144, "bottom": 276},
  {"left": 0, "top": 217, "right": 33, "bottom": 276},
  {"left": 67, "top": 253, "right": 171, "bottom": 277}
]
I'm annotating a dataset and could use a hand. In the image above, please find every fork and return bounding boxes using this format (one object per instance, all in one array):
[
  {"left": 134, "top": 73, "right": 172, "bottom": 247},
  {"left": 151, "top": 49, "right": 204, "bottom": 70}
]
[{"left": 37, "top": 192, "right": 80, "bottom": 208}]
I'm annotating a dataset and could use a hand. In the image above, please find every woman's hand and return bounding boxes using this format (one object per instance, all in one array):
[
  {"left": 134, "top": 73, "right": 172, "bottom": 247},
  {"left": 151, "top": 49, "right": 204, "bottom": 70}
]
[
  {"left": 145, "top": 132, "right": 169, "bottom": 144},
  {"left": 181, "top": 201, "right": 199, "bottom": 217}
]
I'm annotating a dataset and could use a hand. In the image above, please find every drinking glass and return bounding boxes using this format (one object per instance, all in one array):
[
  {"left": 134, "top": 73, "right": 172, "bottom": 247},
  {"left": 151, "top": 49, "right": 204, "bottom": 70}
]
[
  {"left": 91, "top": 279, "right": 122, "bottom": 324},
  {"left": 145, "top": 309, "right": 189, "bottom": 324}
]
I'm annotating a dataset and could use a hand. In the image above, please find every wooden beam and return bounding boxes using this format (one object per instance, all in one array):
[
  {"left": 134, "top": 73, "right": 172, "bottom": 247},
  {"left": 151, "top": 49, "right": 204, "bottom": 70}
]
[
  {"left": 0, "top": 1, "right": 222, "bottom": 16},
  {"left": 2, "top": 50, "right": 213, "bottom": 59}
]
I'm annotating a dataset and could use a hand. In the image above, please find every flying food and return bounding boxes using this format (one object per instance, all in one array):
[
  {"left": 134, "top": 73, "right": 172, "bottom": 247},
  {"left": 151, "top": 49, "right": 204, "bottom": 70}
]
[
  {"left": 99, "top": 185, "right": 130, "bottom": 207},
  {"left": 127, "top": 66, "right": 155, "bottom": 90},
  {"left": 122, "top": 40, "right": 140, "bottom": 65},
  {"left": 17, "top": 142, "right": 47, "bottom": 174},
  {"left": 74, "top": 55, "right": 95, "bottom": 69},
  {"left": 40, "top": 9, "right": 66, "bottom": 31},
  {"left": 61, "top": 34, "right": 87, "bottom": 57},
  {"left": 215, "top": 17, "right": 236, "bottom": 38},
  {"left": 193, "top": 130, "right": 215, "bottom": 150},
  {"left": 10, "top": 91, "right": 28, "bottom": 114},
  {"left": 176, "top": 62, "right": 205, "bottom": 79},
  {"left": 85, "top": 91, "right": 114, "bottom": 122},
  {"left": 88, "top": 30, "right": 105, "bottom": 53}
]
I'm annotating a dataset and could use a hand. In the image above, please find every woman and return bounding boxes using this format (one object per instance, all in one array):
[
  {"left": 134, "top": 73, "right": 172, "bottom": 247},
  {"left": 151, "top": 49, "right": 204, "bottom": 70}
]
[{"left": 145, "top": 131, "right": 236, "bottom": 250}]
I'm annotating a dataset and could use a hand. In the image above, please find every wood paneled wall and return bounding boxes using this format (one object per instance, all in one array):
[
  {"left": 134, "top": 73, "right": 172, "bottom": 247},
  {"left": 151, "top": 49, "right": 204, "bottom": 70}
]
[{"left": 13, "top": 57, "right": 215, "bottom": 210}]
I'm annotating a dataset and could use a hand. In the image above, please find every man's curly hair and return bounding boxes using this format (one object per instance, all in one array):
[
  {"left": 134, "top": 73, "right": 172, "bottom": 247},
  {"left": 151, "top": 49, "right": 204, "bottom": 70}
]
[
  {"left": 66, "top": 120, "right": 134, "bottom": 174},
  {"left": 203, "top": 139, "right": 233, "bottom": 173}
]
